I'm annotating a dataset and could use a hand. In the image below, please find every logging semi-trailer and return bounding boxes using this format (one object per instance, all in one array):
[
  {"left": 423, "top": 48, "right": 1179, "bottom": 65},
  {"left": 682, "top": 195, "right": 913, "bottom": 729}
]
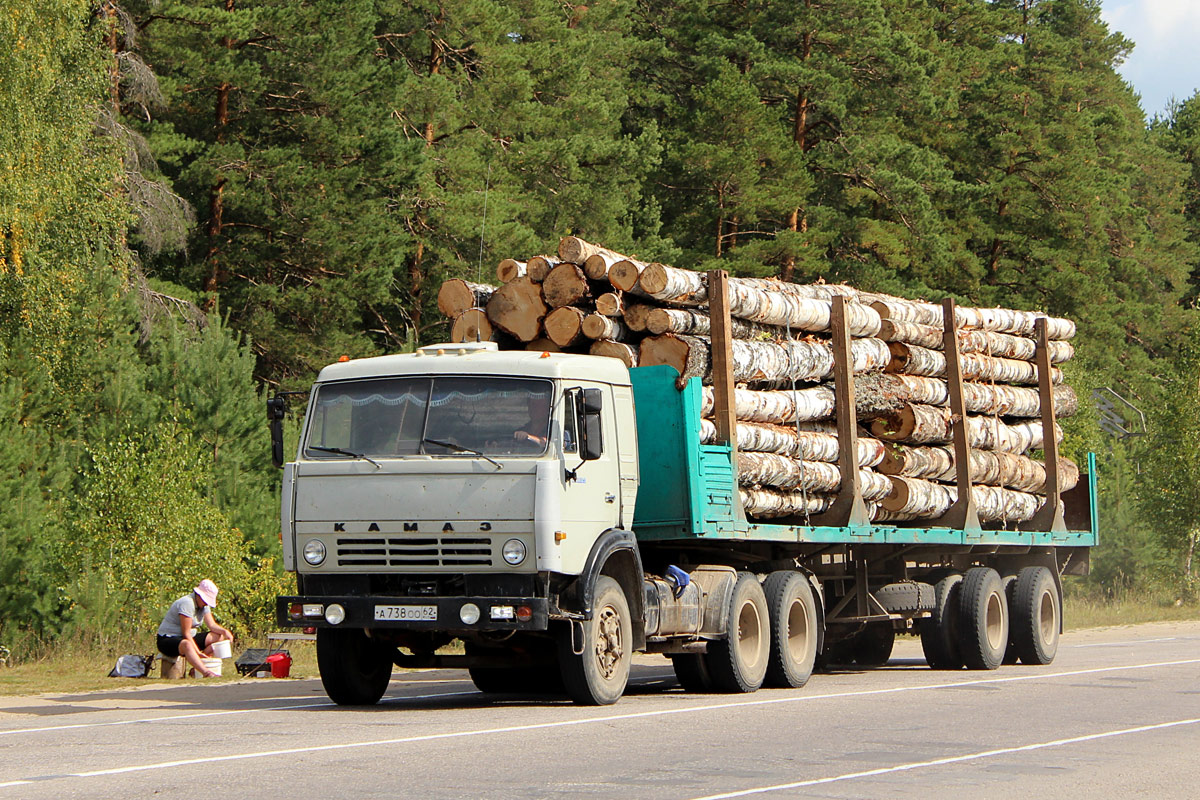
[{"left": 274, "top": 271, "right": 1096, "bottom": 706}]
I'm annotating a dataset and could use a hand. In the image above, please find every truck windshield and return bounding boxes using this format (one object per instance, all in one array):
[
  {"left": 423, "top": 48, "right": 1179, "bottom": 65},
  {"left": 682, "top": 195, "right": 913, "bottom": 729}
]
[{"left": 304, "top": 376, "right": 553, "bottom": 459}]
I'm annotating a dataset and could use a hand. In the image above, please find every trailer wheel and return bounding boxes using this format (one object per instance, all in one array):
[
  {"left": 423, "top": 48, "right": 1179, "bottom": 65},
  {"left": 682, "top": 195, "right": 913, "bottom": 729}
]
[
  {"left": 919, "top": 571, "right": 963, "bottom": 670},
  {"left": 1010, "top": 566, "right": 1059, "bottom": 665},
  {"left": 762, "top": 571, "right": 818, "bottom": 688},
  {"left": 705, "top": 573, "right": 770, "bottom": 693},
  {"left": 558, "top": 576, "right": 631, "bottom": 705},
  {"left": 958, "top": 567, "right": 1008, "bottom": 670},
  {"left": 670, "top": 654, "right": 713, "bottom": 693},
  {"left": 317, "top": 628, "right": 394, "bottom": 705},
  {"left": 850, "top": 622, "right": 896, "bottom": 668}
]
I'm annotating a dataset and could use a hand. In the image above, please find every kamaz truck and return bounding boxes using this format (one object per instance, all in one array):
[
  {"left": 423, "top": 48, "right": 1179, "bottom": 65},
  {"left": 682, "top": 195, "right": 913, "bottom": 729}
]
[{"left": 273, "top": 276, "right": 1096, "bottom": 706}]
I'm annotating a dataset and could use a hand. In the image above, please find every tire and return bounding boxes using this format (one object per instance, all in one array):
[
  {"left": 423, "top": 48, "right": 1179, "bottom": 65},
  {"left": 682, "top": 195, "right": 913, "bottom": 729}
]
[
  {"left": 558, "top": 576, "right": 632, "bottom": 705},
  {"left": 919, "top": 571, "right": 963, "bottom": 669},
  {"left": 670, "top": 654, "right": 713, "bottom": 693},
  {"left": 958, "top": 567, "right": 1008, "bottom": 670},
  {"left": 317, "top": 627, "right": 394, "bottom": 705},
  {"left": 875, "top": 581, "right": 935, "bottom": 614},
  {"left": 762, "top": 571, "right": 819, "bottom": 688},
  {"left": 850, "top": 622, "right": 895, "bottom": 668},
  {"left": 705, "top": 572, "right": 770, "bottom": 693},
  {"left": 1002, "top": 575, "right": 1020, "bottom": 665},
  {"left": 1010, "top": 566, "right": 1060, "bottom": 665}
]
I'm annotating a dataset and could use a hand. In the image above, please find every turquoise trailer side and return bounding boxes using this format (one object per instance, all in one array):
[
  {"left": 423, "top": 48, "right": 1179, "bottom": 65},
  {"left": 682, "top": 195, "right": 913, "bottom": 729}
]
[{"left": 629, "top": 365, "right": 1098, "bottom": 549}]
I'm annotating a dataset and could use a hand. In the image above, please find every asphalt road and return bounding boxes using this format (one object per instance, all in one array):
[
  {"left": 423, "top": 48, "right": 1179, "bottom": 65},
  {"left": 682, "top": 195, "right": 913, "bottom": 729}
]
[{"left": 2, "top": 621, "right": 1198, "bottom": 800}]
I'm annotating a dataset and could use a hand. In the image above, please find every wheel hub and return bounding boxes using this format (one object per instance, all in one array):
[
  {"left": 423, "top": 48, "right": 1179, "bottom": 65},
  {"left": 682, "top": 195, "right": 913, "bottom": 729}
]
[{"left": 595, "top": 605, "right": 623, "bottom": 679}]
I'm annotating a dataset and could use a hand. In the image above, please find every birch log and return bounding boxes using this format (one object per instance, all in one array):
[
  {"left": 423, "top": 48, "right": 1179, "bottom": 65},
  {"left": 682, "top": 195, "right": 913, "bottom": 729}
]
[
  {"left": 450, "top": 308, "right": 493, "bottom": 343},
  {"left": 496, "top": 259, "right": 527, "bottom": 283},
  {"left": 608, "top": 259, "right": 650, "bottom": 292},
  {"left": 526, "top": 337, "right": 562, "bottom": 352},
  {"left": 542, "top": 263, "right": 592, "bottom": 308},
  {"left": 856, "top": 372, "right": 1079, "bottom": 419},
  {"left": 595, "top": 292, "right": 624, "bottom": 317},
  {"left": 701, "top": 385, "right": 837, "bottom": 423},
  {"left": 589, "top": 340, "right": 639, "bottom": 367},
  {"left": 485, "top": 276, "right": 548, "bottom": 342},
  {"left": 887, "top": 343, "right": 1064, "bottom": 385},
  {"left": 644, "top": 307, "right": 778, "bottom": 339},
  {"left": 583, "top": 253, "right": 627, "bottom": 280},
  {"left": 871, "top": 296, "right": 1075, "bottom": 339},
  {"left": 623, "top": 303, "right": 655, "bottom": 332},
  {"left": 700, "top": 419, "right": 886, "bottom": 467},
  {"left": 877, "top": 445, "right": 1080, "bottom": 493},
  {"left": 869, "top": 403, "right": 1064, "bottom": 453},
  {"left": 725, "top": 281, "right": 882, "bottom": 336},
  {"left": 544, "top": 306, "right": 588, "bottom": 347},
  {"left": 736, "top": 453, "right": 892, "bottom": 500},
  {"left": 880, "top": 320, "right": 1074, "bottom": 363},
  {"left": 437, "top": 280, "right": 497, "bottom": 318},
  {"left": 641, "top": 334, "right": 891, "bottom": 386},
  {"left": 637, "top": 263, "right": 708, "bottom": 304},
  {"left": 741, "top": 488, "right": 834, "bottom": 518},
  {"left": 582, "top": 313, "right": 628, "bottom": 341},
  {"left": 879, "top": 477, "right": 1041, "bottom": 523},
  {"left": 558, "top": 236, "right": 627, "bottom": 266},
  {"left": 526, "top": 255, "right": 561, "bottom": 282}
]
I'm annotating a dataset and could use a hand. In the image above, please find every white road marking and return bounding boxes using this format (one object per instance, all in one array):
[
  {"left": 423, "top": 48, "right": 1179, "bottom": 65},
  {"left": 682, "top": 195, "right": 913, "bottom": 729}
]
[
  {"left": 1, "top": 657, "right": 1197, "bottom": 788},
  {"left": 686, "top": 717, "right": 1200, "bottom": 799},
  {"left": 1073, "top": 637, "right": 1178, "bottom": 648}
]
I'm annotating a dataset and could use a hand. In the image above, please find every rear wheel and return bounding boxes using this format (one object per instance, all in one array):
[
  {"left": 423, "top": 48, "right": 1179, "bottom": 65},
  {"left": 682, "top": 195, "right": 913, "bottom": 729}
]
[
  {"left": 317, "top": 628, "right": 394, "bottom": 705},
  {"left": 558, "top": 576, "right": 631, "bottom": 705},
  {"left": 1010, "top": 566, "right": 1060, "bottom": 665},
  {"left": 670, "top": 654, "right": 713, "bottom": 693},
  {"left": 705, "top": 573, "right": 770, "bottom": 693},
  {"left": 919, "top": 571, "right": 963, "bottom": 670},
  {"left": 958, "top": 567, "right": 1008, "bottom": 670},
  {"left": 762, "top": 571, "right": 819, "bottom": 688}
]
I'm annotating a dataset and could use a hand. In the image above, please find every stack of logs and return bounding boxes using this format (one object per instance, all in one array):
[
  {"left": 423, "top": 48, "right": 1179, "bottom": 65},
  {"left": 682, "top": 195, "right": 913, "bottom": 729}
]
[{"left": 436, "top": 237, "right": 1079, "bottom": 525}]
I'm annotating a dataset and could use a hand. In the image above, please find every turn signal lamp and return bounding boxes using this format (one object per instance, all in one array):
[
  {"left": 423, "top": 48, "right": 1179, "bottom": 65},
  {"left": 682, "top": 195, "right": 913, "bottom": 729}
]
[
  {"left": 338, "top": 355, "right": 350, "bottom": 362},
  {"left": 516, "top": 606, "right": 533, "bottom": 622}
]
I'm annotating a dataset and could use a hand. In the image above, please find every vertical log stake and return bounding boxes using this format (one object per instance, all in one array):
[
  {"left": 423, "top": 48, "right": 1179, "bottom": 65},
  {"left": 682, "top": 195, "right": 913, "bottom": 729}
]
[
  {"left": 1030, "top": 317, "right": 1067, "bottom": 532},
  {"left": 933, "top": 298, "right": 982, "bottom": 532},
  {"left": 810, "top": 296, "right": 870, "bottom": 528},
  {"left": 707, "top": 270, "right": 747, "bottom": 524}
]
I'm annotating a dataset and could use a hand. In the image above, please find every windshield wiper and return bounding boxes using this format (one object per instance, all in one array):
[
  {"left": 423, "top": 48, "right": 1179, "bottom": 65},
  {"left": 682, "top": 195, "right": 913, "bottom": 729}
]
[
  {"left": 421, "top": 438, "right": 503, "bottom": 470},
  {"left": 308, "top": 445, "right": 381, "bottom": 469}
]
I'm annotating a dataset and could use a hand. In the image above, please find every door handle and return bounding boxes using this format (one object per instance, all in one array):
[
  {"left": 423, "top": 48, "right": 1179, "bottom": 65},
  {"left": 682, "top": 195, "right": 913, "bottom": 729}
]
[{"left": 604, "top": 493, "right": 616, "bottom": 504}]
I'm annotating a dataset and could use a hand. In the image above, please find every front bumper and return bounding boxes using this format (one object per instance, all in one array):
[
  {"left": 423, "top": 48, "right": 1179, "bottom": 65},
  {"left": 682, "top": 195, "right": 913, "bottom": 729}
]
[{"left": 276, "top": 595, "right": 551, "bottom": 632}]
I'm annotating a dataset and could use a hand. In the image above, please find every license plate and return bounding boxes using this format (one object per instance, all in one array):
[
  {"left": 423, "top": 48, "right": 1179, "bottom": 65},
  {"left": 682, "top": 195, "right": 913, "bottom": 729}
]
[{"left": 374, "top": 604, "right": 437, "bottom": 621}]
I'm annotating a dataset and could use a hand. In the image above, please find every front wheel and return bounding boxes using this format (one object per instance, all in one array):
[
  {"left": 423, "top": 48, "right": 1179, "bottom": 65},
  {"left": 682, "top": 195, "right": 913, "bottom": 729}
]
[
  {"left": 558, "top": 576, "right": 631, "bottom": 705},
  {"left": 317, "top": 628, "right": 394, "bottom": 705}
]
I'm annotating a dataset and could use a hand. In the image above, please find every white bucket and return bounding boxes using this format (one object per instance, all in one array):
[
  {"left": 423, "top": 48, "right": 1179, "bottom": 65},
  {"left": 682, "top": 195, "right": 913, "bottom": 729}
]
[
  {"left": 212, "top": 640, "right": 232, "bottom": 659},
  {"left": 200, "top": 656, "right": 222, "bottom": 676}
]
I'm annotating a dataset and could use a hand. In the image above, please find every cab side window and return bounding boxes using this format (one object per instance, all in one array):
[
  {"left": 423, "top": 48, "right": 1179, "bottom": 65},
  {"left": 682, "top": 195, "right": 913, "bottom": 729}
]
[{"left": 562, "top": 390, "right": 578, "bottom": 454}]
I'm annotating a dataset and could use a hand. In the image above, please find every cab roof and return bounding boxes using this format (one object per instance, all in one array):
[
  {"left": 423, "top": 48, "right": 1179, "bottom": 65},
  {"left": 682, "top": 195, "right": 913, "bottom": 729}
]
[{"left": 315, "top": 344, "right": 633, "bottom": 386}]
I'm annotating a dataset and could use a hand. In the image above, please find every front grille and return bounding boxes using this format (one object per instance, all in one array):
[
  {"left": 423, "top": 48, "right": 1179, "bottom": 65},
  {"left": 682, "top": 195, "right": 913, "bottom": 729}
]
[{"left": 335, "top": 535, "right": 495, "bottom": 568}]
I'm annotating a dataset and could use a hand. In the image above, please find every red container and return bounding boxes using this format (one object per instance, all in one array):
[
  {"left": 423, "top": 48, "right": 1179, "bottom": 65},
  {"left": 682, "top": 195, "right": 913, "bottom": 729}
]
[{"left": 265, "top": 652, "right": 291, "bottom": 678}]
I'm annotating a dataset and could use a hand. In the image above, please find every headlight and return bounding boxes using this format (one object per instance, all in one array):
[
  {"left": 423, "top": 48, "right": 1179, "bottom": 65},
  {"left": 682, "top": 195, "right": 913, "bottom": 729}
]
[
  {"left": 460, "top": 603, "right": 481, "bottom": 625},
  {"left": 303, "top": 539, "right": 326, "bottom": 565},
  {"left": 502, "top": 538, "right": 527, "bottom": 566},
  {"left": 324, "top": 603, "right": 345, "bottom": 625}
]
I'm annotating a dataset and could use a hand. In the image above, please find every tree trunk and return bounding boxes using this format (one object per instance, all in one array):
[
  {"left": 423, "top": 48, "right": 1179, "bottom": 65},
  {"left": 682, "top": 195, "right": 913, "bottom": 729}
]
[
  {"left": 742, "top": 488, "right": 833, "bottom": 518},
  {"left": 700, "top": 419, "right": 885, "bottom": 467},
  {"left": 879, "top": 478, "right": 1040, "bottom": 523},
  {"left": 595, "top": 292, "right": 624, "bottom": 317},
  {"left": 856, "top": 372, "right": 1078, "bottom": 419},
  {"left": 485, "top": 276, "right": 548, "bottom": 342},
  {"left": 622, "top": 302, "right": 655, "bottom": 333},
  {"left": 638, "top": 263, "right": 708, "bottom": 304},
  {"left": 608, "top": 259, "right": 650, "bottom": 292},
  {"left": 496, "top": 258, "right": 527, "bottom": 283},
  {"left": 700, "top": 385, "right": 836, "bottom": 424},
  {"left": 450, "top": 308, "right": 492, "bottom": 343},
  {"left": 437, "top": 279, "right": 497, "bottom": 318},
  {"left": 736, "top": 453, "right": 891, "bottom": 500},
  {"left": 526, "top": 337, "right": 561, "bottom": 352},
  {"left": 582, "top": 313, "right": 628, "bottom": 341},
  {"left": 544, "top": 306, "right": 588, "bottom": 347},
  {"left": 641, "top": 334, "right": 890, "bottom": 386},
  {"left": 527, "top": 255, "right": 561, "bottom": 282},
  {"left": 887, "top": 342, "right": 1063, "bottom": 385},
  {"left": 870, "top": 296, "right": 1076, "bottom": 339},
  {"left": 541, "top": 262, "right": 591, "bottom": 308},
  {"left": 583, "top": 252, "right": 624, "bottom": 281},
  {"left": 589, "top": 339, "right": 639, "bottom": 367},
  {"left": 869, "top": 403, "right": 1063, "bottom": 454},
  {"left": 558, "top": 236, "right": 626, "bottom": 265},
  {"left": 879, "top": 320, "right": 1074, "bottom": 363},
  {"left": 878, "top": 444, "right": 1079, "bottom": 493},
  {"left": 644, "top": 307, "right": 778, "bottom": 339}
]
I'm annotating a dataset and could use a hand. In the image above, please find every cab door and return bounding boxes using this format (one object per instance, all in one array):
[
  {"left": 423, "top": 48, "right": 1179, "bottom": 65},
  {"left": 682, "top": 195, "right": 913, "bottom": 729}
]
[{"left": 557, "top": 383, "right": 621, "bottom": 571}]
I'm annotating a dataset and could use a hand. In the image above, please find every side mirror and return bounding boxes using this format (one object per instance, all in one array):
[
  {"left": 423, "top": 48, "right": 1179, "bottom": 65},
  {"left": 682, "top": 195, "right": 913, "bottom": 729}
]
[
  {"left": 577, "top": 388, "right": 603, "bottom": 461},
  {"left": 267, "top": 396, "right": 288, "bottom": 469}
]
